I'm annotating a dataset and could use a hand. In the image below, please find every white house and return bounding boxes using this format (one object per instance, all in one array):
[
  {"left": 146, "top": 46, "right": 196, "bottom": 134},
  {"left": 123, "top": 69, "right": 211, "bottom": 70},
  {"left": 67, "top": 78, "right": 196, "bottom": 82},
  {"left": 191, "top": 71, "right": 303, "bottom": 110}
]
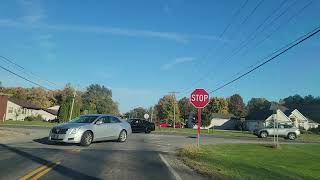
[
  {"left": 0, "top": 96, "right": 58, "bottom": 121},
  {"left": 265, "top": 109, "right": 293, "bottom": 126},
  {"left": 289, "top": 109, "right": 319, "bottom": 130},
  {"left": 193, "top": 113, "right": 236, "bottom": 130},
  {"left": 245, "top": 109, "right": 319, "bottom": 131}
]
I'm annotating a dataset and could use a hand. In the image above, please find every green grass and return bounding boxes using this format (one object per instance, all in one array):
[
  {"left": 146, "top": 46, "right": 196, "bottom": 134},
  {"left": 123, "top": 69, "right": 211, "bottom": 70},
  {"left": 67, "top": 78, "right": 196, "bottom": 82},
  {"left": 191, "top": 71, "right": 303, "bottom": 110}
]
[
  {"left": 0, "top": 120, "right": 58, "bottom": 126},
  {"left": 156, "top": 127, "right": 320, "bottom": 142},
  {"left": 157, "top": 127, "right": 258, "bottom": 138},
  {"left": 299, "top": 133, "right": 320, "bottom": 142},
  {"left": 180, "top": 144, "right": 320, "bottom": 180}
]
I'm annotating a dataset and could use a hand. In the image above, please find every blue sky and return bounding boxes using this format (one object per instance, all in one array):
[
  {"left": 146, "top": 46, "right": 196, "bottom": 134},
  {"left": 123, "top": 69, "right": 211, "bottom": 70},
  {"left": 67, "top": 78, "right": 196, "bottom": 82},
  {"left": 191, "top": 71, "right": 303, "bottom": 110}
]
[{"left": 0, "top": 0, "right": 319, "bottom": 112}]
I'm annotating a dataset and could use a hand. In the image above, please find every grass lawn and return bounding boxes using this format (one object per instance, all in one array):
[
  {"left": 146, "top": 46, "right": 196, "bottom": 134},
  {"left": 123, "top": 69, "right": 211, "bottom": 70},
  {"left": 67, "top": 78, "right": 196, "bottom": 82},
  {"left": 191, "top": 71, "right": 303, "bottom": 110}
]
[
  {"left": 156, "top": 127, "right": 254, "bottom": 138},
  {"left": 180, "top": 144, "right": 320, "bottom": 180},
  {"left": 0, "top": 120, "right": 58, "bottom": 126},
  {"left": 156, "top": 127, "right": 320, "bottom": 142}
]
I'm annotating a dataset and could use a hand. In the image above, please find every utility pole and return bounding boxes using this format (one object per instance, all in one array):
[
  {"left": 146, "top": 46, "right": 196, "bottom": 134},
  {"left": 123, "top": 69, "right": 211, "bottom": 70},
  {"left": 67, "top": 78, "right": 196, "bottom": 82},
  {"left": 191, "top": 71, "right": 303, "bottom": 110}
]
[
  {"left": 168, "top": 91, "right": 179, "bottom": 130},
  {"left": 69, "top": 90, "right": 76, "bottom": 121},
  {"left": 150, "top": 106, "right": 154, "bottom": 122}
]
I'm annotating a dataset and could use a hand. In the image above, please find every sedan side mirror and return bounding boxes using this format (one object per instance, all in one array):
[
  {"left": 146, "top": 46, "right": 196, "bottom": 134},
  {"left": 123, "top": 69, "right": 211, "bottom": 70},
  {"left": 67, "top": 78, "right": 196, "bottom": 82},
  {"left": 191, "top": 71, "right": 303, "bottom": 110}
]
[{"left": 96, "top": 120, "right": 103, "bottom": 125}]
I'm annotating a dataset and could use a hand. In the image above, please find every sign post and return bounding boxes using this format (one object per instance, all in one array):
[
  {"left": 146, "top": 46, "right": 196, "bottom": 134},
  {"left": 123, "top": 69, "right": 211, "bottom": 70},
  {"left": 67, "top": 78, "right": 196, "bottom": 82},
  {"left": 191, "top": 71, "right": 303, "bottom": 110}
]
[{"left": 190, "top": 88, "right": 210, "bottom": 147}]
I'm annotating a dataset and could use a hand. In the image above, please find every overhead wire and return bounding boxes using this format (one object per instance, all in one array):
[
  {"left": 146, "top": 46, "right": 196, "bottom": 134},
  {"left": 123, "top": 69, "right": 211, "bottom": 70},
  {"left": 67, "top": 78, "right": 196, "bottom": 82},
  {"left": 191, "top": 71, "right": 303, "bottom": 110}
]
[
  {"left": 208, "top": 25, "right": 320, "bottom": 94},
  {"left": 184, "top": 0, "right": 303, "bottom": 94},
  {"left": 0, "top": 55, "right": 59, "bottom": 88},
  {"left": 0, "top": 64, "right": 51, "bottom": 91},
  {"left": 213, "top": 0, "right": 314, "bottom": 88}
]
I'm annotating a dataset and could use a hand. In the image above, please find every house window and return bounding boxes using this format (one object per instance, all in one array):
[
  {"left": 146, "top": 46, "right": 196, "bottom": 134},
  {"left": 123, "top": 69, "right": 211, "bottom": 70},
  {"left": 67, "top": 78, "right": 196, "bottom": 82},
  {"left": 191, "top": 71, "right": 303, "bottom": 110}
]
[{"left": 8, "top": 107, "right": 13, "bottom": 113}]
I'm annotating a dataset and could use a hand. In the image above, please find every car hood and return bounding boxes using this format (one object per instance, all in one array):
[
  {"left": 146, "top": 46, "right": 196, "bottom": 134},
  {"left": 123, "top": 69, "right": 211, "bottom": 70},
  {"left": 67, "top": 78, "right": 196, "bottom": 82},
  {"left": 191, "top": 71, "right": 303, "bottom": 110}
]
[{"left": 53, "top": 123, "right": 89, "bottom": 129}]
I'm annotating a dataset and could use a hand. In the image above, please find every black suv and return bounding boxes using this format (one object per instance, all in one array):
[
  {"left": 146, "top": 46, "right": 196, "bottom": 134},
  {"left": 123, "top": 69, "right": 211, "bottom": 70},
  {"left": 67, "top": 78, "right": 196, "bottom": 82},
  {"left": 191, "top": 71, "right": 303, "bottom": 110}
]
[{"left": 128, "top": 118, "right": 155, "bottom": 133}]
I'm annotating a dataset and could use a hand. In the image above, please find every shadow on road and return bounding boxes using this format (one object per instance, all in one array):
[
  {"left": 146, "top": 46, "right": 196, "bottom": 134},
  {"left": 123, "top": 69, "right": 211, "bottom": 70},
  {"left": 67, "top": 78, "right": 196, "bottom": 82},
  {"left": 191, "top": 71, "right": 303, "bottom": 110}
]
[
  {"left": 0, "top": 143, "right": 101, "bottom": 180},
  {"left": 33, "top": 137, "right": 120, "bottom": 146},
  {"left": 33, "top": 137, "right": 78, "bottom": 146}
]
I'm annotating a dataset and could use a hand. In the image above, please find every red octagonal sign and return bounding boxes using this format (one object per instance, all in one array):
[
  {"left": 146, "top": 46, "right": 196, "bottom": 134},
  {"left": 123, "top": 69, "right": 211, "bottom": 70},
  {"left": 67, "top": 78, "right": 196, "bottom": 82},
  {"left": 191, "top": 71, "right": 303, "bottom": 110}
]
[{"left": 190, "top": 88, "right": 210, "bottom": 108}]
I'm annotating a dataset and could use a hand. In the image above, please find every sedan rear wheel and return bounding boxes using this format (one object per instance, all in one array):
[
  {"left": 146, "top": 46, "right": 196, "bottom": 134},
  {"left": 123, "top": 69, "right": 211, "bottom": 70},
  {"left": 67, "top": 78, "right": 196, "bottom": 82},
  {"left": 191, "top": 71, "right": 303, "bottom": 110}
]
[
  {"left": 80, "top": 131, "right": 93, "bottom": 146},
  {"left": 118, "top": 130, "right": 127, "bottom": 142}
]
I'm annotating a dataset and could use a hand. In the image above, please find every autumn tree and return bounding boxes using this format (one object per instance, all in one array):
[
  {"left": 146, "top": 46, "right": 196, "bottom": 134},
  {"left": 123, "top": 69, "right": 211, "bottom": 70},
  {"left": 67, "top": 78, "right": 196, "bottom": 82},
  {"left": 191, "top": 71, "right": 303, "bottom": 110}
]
[
  {"left": 155, "top": 95, "right": 180, "bottom": 124},
  {"left": 227, "top": 94, "right": 246, "bottom": 118}
]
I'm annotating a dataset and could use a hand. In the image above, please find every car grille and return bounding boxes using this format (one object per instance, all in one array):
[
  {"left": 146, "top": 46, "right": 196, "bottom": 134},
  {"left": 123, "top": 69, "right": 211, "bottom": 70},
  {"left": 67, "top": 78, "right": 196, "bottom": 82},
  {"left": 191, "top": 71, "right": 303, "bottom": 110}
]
[{"left": 51, "top": 128, "right": 68, "bottom": 134}]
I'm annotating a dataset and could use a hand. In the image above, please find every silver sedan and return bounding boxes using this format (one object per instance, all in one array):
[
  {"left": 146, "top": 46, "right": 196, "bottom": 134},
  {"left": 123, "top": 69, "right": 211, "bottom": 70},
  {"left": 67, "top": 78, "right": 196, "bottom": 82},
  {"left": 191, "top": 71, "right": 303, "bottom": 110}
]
[{"left": 49, "top": 114, "right": 132, "bottom": 146}]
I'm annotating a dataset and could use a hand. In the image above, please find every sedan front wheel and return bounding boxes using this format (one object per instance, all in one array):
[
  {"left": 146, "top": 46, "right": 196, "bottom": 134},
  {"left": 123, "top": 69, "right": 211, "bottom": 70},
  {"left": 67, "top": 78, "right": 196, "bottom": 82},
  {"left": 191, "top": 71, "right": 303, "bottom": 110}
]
[
  {"left": 118, "top": 130, "right": 127, "bottom": 142},
  {"left": 80, "top": 131, "right": 93, "bottom": 146}
]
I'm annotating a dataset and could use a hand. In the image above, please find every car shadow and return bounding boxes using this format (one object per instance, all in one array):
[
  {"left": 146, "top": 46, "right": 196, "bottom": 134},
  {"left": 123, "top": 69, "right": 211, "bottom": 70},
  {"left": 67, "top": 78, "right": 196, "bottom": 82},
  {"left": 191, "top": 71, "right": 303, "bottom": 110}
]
[
  {"left": 33, "top": 137, "right": 79, "bottom": 146},
  {"left": 186, "top": 136, "right": 197, "bottom": 139},
  {"left": 33, "top": 137, "right": 120, "bottom": 146}
]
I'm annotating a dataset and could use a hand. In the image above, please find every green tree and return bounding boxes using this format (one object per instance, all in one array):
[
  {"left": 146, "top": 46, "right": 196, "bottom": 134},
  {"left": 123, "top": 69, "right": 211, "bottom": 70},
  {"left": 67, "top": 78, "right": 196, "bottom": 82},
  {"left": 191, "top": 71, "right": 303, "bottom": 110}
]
[
  {"left": 246, "top": 98, "right": 271, "bottom": 120},
  {"left": 126, "top": 107, "right": 148, "bottom": 119},
  {"left": 81, "top": 84, "right": 119, "bottom": 115},
  {"left": 228, "top": 94, "right": 246, "bottom": 118},
  {"left": 283, "top": 95, "right": 320, "bottom": 123},
  {"left": 155, "top": 95, "right": 180, "bottom": 124}
]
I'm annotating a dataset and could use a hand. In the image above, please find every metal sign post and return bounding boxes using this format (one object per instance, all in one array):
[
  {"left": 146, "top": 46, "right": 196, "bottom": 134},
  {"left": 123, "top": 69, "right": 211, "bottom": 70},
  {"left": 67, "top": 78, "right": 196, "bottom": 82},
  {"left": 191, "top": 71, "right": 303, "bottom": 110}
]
[
  {"left": 197, "top": 108, "right": 201, "bottom": 147},
  {"left": 190, "top": 88, "right": 209, "bottom": 148}
]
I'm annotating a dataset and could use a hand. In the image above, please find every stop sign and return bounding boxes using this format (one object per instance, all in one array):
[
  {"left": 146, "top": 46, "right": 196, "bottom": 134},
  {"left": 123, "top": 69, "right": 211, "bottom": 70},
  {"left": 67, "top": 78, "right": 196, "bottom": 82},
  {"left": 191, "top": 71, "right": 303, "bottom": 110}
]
[{"left": 190, "top": 88, "right": 210, "bottom": 108}]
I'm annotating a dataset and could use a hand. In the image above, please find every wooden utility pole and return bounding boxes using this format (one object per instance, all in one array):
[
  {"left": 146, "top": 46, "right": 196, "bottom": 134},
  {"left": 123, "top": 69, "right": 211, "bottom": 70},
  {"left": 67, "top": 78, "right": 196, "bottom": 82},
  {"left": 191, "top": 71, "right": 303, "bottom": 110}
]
[{"left": 168, "top": 91, "right": 179, "bottom": 130}]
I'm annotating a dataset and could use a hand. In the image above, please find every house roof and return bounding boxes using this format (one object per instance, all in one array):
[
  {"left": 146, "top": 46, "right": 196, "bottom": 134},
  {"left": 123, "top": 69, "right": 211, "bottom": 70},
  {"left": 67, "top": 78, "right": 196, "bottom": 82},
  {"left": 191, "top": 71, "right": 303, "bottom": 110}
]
[
  {"left": 211, "top": 113, "right": 235, "bottom": 119},
  {"left": 266, "top": 109, "right": 292, "bottom": 123},
  {"left": 8, "top": 98, "right": 41, "bottom": 110},
  {"left": 43, "top": 109, "right": 58, "bottom": 116}
]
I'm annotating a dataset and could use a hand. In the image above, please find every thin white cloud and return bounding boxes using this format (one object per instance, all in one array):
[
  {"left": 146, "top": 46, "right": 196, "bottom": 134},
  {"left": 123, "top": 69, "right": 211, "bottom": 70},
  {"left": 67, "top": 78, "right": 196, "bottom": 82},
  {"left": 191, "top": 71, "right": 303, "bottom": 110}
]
[
  {"left": 0, "top": 18, "right": 229, "bottom": 43},
  {"left": 162, "top": 57, "right": 195, "bottom": 70}
]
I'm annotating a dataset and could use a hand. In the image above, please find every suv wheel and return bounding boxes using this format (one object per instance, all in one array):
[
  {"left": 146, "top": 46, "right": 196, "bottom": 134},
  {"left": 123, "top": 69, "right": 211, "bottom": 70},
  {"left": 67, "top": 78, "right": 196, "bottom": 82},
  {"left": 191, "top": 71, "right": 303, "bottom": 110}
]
[
  {"left": 118, "top": 130, "right": 127, "bottom": 142},
  {"left": 288, "top": 133, "right": 296, "bottom": 140},
  {"left": 260, "top": 131, "right": 268, "bottom": 138},
  {"left": 80, "top": 131, "right": 93, "bottom": 146}
]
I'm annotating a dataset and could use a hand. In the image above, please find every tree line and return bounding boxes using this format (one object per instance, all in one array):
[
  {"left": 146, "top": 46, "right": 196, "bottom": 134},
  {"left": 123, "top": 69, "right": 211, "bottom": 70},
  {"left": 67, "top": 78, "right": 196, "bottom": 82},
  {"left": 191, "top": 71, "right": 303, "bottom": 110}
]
[
  {"left": 129, "top": 94, "right": 320, "bottom": 126},
  {"left": 0, "top": 84, "right": 119, "bottom": 122}
]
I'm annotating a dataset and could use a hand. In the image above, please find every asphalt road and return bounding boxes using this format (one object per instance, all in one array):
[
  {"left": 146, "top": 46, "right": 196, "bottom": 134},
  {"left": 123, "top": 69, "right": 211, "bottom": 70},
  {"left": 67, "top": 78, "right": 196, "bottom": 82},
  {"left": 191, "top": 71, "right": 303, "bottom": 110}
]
[{"left": 0, "top": 125, "right": 311, "bottom": 180}]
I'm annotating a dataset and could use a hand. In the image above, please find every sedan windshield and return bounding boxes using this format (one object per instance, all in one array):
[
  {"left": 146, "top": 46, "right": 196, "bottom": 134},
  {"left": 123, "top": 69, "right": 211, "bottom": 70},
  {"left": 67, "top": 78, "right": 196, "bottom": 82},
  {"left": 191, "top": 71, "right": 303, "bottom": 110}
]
[{"left": 70, "top": 116, "right": 98, "bottom": 123}]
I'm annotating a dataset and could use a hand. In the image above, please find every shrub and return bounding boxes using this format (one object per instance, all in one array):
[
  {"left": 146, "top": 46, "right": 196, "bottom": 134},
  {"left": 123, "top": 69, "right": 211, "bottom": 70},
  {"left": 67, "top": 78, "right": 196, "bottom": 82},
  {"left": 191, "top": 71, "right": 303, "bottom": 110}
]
[
  {"left": 24, "top": 115, "right": 44, "bottom": 121},
  {"left": 309, "top": 127, "right": 320, "bottom": 134}
]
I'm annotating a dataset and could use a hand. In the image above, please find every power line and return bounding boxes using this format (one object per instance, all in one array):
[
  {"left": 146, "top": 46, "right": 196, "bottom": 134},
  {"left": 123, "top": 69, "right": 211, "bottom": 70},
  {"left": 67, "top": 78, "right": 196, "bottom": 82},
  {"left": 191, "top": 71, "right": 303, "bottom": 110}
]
[
  {"left": 240, "top": 0, "right": 314, "bottom": 57},
  {"left": 184, "top": 0, "right": 288, "bottom": 94},
  {"left": 0, "top": 64, "right": 51, "bottom": 91},
  {"left": 209, "top": 25, "right": 320, "bottom": 94},
  {"left": 0, "top": 55, "right": 58, "bottom": 88},
  {"left": 185, "top": 0, "right": 305, "bottom": 92},
  {"left": 179, "top": 0, "right": 250, "bottom": 94},
  {"left": 190, "top": 0, "right": 249, "bottom": 70},
  {"left": 239, "top": 0, "right": 265, "bottom": 27},
  {"left": 214, "top": 0, "right": 314, "bottom": 88}
]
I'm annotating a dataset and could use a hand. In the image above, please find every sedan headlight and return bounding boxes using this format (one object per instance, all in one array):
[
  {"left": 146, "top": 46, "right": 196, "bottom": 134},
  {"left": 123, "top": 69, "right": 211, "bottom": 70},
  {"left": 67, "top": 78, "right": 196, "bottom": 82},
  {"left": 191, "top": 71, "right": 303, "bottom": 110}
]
[{"left": 69, "top": 127, "right": 81, "bottom": 135}]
